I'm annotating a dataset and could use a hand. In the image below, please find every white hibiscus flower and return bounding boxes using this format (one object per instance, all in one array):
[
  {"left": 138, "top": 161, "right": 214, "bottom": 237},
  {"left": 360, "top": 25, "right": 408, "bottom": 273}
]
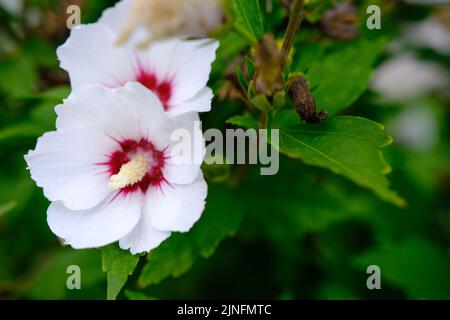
[
  {"left": 110, "top": 0, "right": 225, "bottom": 48},
  {"left": 25, "top": 83, "right": 207, "bottom": 254},
  {"left": 57, "top": 1, "right": 219, "bottom": 118}
]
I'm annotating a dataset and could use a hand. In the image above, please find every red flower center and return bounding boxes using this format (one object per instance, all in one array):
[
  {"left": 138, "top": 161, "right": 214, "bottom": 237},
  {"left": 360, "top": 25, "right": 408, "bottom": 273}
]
[
  {"left": 99, "top": 138, "right": 168, "bottom": 194},
  {"left": 136, "top": 70, "right": 172, "bottom": 111}
]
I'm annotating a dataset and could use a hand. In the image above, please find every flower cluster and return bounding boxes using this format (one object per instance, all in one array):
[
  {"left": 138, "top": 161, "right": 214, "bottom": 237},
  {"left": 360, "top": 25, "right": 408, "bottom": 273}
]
[{"left": 25, "top": 0, "right": 218, "bottom": 254}]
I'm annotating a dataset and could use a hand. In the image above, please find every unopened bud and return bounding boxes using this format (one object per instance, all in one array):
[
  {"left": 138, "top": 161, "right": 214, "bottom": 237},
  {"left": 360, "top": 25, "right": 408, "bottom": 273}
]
[
  {"left": 321, "top": 4, "right": 358, "bottom": 41},
  {"left": 288, "top": 76, "right": 328, "bottom": 124},
  {"left": 253, "top": 35, "right": 287, "bottom": 97}
]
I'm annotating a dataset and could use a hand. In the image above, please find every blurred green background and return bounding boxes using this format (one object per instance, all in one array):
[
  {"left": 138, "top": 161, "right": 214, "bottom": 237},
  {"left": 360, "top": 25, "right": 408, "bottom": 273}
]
[{"left": 0, "top": 0, "right": 449, "bottom": 300}]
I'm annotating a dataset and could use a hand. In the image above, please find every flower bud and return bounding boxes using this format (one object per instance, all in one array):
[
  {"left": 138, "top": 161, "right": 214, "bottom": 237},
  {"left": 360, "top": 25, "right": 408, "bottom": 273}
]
[
  {"left": 288, "top": 75, "right": 328, "bottom": 124},
  {"left": 253, "top": 35, "right": 287, "bottom": 98},
  {"left": 321, "top": 3, "right": 358, "bottom": 41}
]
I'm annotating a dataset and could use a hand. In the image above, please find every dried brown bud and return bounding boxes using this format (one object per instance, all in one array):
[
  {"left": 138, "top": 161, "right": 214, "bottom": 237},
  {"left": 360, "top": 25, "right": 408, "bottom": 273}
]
[
  {"left": 279, "top": 0, "right": 294, "bottom": 10},
  {"left": 253, "top": 35, "right": 287, "bottom": 97},
  {"left": 288, "top": 76, "right": 328, "bottom": 124},
  {"left": 321, "top": 4, "right": 359, "bottom": 41}
]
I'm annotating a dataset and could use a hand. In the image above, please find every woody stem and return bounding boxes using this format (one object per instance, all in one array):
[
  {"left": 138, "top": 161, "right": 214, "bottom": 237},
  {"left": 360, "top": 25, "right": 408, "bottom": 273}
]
[{"left": 281, "top": 0, "right": 305, "bottom": 57}]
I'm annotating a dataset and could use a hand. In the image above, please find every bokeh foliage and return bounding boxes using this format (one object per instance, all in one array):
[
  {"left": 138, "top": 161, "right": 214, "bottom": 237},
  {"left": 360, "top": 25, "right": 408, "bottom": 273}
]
[{"left": 0, "top": 0, "right": 449, "bottom": 300}]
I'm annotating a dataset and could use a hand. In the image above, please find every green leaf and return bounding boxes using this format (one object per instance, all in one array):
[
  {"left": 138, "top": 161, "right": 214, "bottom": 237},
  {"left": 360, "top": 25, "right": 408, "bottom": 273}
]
[
  {"left": 273, "top": 91, "right": 286, "bottom": 109},
  {"left": 233, "top": 0, "right": 264, "bottom": 42},
  {"left": 138, "top": 185, "right": 243, "bottom": 287},
  {"left": 245, "top": 57, "right": 255, "bottom": 80},
  {"left": 102, "top": 244, "right": 140, "bottom": 300},
  {"left": 292, "top": 43, "right": 322, "bottom": 74},
  {"left": 22, "top": 36, "right": 57, "bottom": 68},
  {"left": 241, "top": 160, "right": 374, "bottom": 239},
  {"left": 0, "top": 86, "right": 70, "bottom": 143},
  {"left": 274, "top": 114, "right": 405, "bottom": 206},
  {"left": 194, "top": 187, "right": 243, "bottom": 258},
  {"left": 354, "top": 237, "right": 450, "bottom": 299},
  {"left": 296, "top": 38, "right": 387, "bottom": 115},
  {"left": 236, "top": 63, "right": 249, "bottom": 92},
  {"left": 252, "top": 94, "right": 274, "bottom": 112},
  {"left": 27, "top": 249, "right": 104, "bottom": 300},
  {"left": 227, "top": 114, "right": 259, "bottom": 129},
  {"left": 305, "top": 0, "right": 334, "bottom": 23},
  {"left": 0, "top": 168, "right": 34, "bottom": 218},
  {"left": 38, "top": 85, "right": 70, "bottom": 101},
  {"left": 17, "top": 85, "right": 70, "bottom": 101},
  {"left": 0, "top": 123, "right": 45, "bottom": 142},
  {"left": 212, "top": 33, "right": 248, "bottom": 78},
  {"left": 139, "top": 233, "right": 196, "bottom": 287},
  {"left": 0, "top": 59, "right": 37, "bottom": 98},
  {"left": 0, "top": 201, "right": 16, "bottom": 219},
  {"left": 125, "top": 290, "right": 157, "bottom": 300}
]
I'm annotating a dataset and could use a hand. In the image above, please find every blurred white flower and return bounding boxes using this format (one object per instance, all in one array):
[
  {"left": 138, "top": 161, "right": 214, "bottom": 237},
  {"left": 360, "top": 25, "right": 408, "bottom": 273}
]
[
  {"left": 390, "top": 17, "right": 450, "bottom": 55},
  {"left": 403, "top": 0, "right": 450, "bottom": 5},
  {"left": 370, "top": 54, "right": 449, "bottom": 101},
  {"left": 388, "top": 104, "right": 439, "bottom": 152},
  {"left": 109, "top": 0, "right": 224, "bottom": 48},
  {"left": 57, "top": 3, "right": 219, "bottom": 118},
  {"left": 25, "top": 83, "right": 207, "bottom": 254},
  {"left": 404, "top": 18, "right": 450, "bottom": 55},
  {"left": 0, "top": 0, "right": 22, "bottom": 15}
]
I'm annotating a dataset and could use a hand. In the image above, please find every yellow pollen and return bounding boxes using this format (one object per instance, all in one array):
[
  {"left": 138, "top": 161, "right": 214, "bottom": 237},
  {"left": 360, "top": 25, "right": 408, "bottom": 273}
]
[{"left": 108, "top": 155, "right": 150, "bottom": 190}]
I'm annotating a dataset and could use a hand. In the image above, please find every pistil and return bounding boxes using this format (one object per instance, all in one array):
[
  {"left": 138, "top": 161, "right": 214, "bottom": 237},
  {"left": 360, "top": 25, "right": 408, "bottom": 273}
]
[{"left": 108, "top": 155, "right": 150, "bottom": 190}]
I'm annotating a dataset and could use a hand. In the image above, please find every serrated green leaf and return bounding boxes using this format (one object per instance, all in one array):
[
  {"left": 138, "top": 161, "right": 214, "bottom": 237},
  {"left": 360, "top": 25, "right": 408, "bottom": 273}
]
[
  {"left": 296, "top": 38, "right": 387, "bottom": 115},
  {"left": 102, "top": 244, "right": 140, "bottom": 300},
  {"left": 226, "top": 114, "right": 259, "bottom": 129},
  {"left": 138, "top": 186, "right": 243, "bottom": 288},
  {"left": 354, "top": 237, "right": 450, "bottom": 299},
  {"left": 274, "top": 114, "right": 405, "bottom": 206},
  {"left": 233, "top": 0, "right": 264, "bottom": 42}
]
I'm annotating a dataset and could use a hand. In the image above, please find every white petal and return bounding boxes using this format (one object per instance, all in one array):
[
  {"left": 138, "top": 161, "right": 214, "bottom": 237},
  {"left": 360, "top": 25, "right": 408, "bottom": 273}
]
[
  {"left": 149, "top": 173, "right": 207, "bottom": 233},
  {"left": 57, "top": 23, "right": 137, "bottom": 90},
  {"left": 98, "top": 0, "right": 131, "bottom": 35},
  {"left": 48, "top": 192, "right": 142, "bottom": 249},
  {"left": 163, "top": 112, "right": 204, "bottom": 185},
  {"left": 138, "top": 38, "right": 218, "bottom": 112},
  {"left": 98, "top": 0, "right": 148, "bottom": 46},
  {"left": 183, "top": 1, "right": 224, "bottom": 36},
  {"left": 56, "top": 83, "right": 173, "bottom": 150},
  {"left": 167, "top": 87, "right": 213, "bottom": 118},
  {"left": 27, "top": 84, "right": 174, "bottom": 211},
  {"left": 25, "top": 129, "right": 116, "bottom": 211},
  {"left": 119, "top": 197, "right": 171, "bottom": 254}
]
